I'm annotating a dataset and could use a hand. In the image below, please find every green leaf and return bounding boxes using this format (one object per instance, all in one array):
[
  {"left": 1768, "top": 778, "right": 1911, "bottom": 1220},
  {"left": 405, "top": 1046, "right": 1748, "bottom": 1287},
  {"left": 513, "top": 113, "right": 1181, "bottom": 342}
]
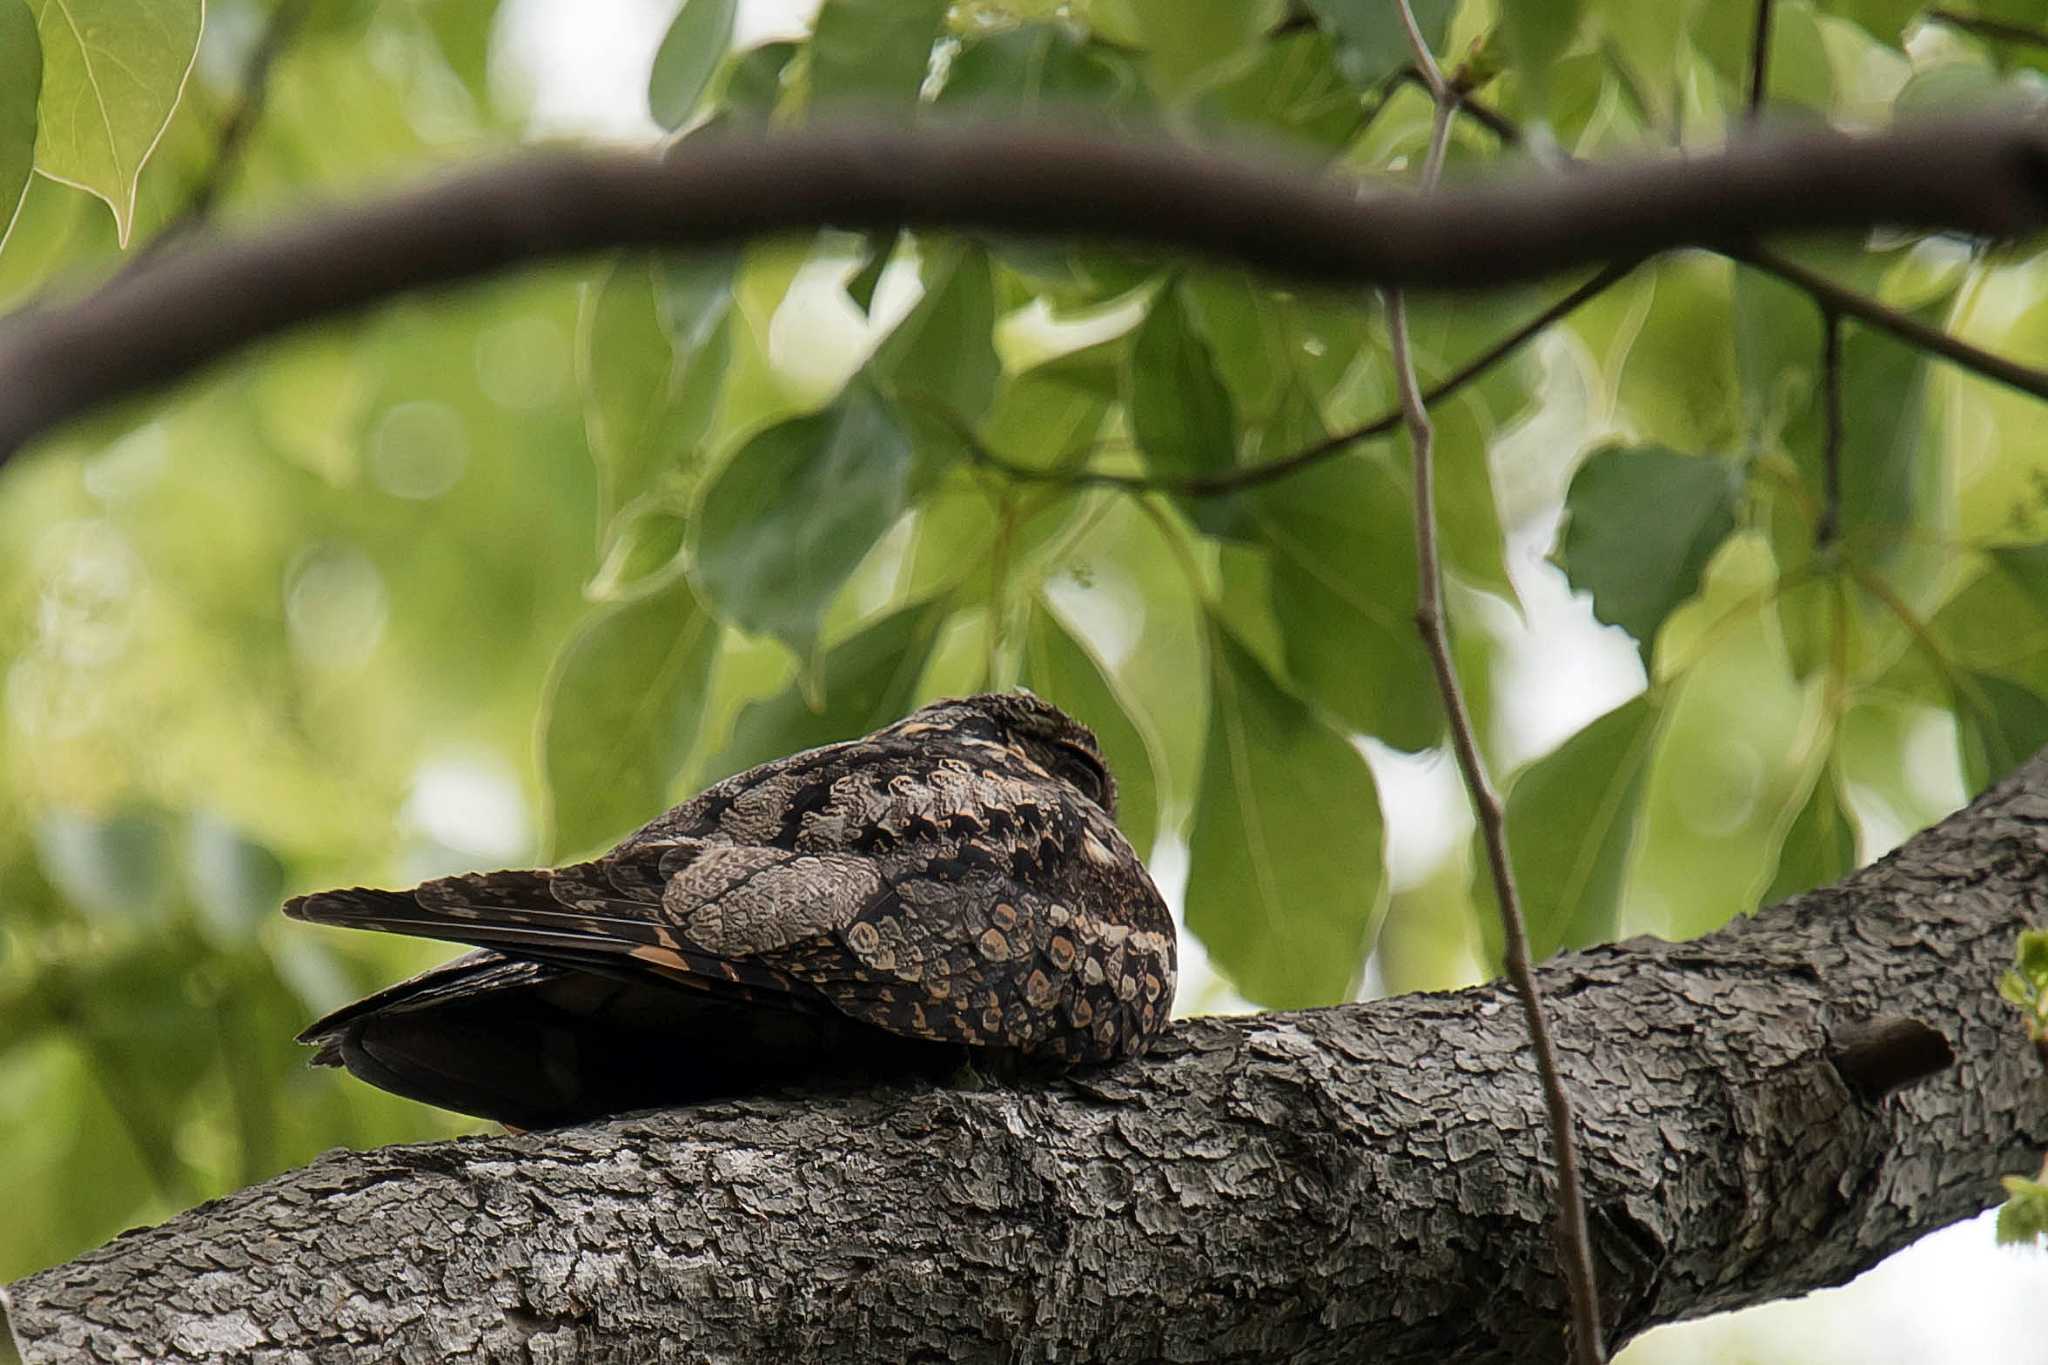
[
  {"left": 1504, "top": 0, "right": 1585, "bottom": 110},
  {"left": 1990, "top": 543, "right": 2048, "bottom": 620},
  {"left": 1303, "top": 0, "right": 1454, "bottom": 90},
  {"left": 2017, "top": 928, "right": 2048, "bottom": 987},
  {"left": 1760, "top": 762, "right": 1857, "bottom": 904},
  {"left": 936, "top": 24, "right": 1142, "bottom": 121},
  {"left": 649, "top": 0, "right": 738, "bottom": 130},
  {"left": 581, "top": 254, "right": 732, "bottom": 525},
  {"left": 28, "top": 0, "right": 203, "bottom": 245},
  {"left": 419, "top": 0, "right": 502, "bottom": 109},
  {"left": 181, "top": 815, "right": 284, "bottom": 946},
  {"left": 1556, "top": 444, "right": 1740, "bottom": 663},
  {"left": 708, "top": 600, "right": 948, "bottom": 779},
  {"left": 0, "top": 0, "right": 39, "bottom": 253},
  {"left": 809, "top": 0, "right": 945, "bottom": 111},
  {"left": 1122, "top": 0, "right": 1273, "bottom": 100},
  {"left": 1496, "top": 695, "right": 1660, "bottom": 958},
  {"left": 1250, "top": 452, "right": 1443, "bottom": 751},
  {"left": 976, "top": 342, "right": 1120, "bottom": 475},
  {"left": 719, "top": 40, "right": 797, "bottom": 120},
  {"left": 693, "top": 382, "right": 917, "bottom": 660},
  {"left": 1195, "top": 30, "right": 1358, "bottom": 152},
  {"left": 872, "top": 242, "right": 1000, "bottom": 428},
  {"left": 540, "top": 571, "right": 720, "bottom": 858},
  {"left": 1956, "top": 670, "right": 2048, "bottom": 794},
  {"left": 1997, "top": 1174, "right": 2048, "bottom": 1247},
  {"left": 1021, "top": 599, "right": 1164, "bottom": 858},
  {"left": 1186, "top": 622, "right": 1385, "bottom": 1007},
  {"left": 1129, "top": 281, "right": 1237, "bottom": 483},
  {"left": 1816, "top": 0, "right": 1921, "bottom": 46}
]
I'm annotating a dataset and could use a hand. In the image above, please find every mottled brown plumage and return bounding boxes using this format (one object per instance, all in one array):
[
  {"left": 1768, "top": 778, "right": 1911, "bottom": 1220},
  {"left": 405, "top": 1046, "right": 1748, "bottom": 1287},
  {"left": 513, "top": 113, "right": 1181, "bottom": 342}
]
[{"left": 288, "top": 692, "right": 1176, "bottom": 1128}]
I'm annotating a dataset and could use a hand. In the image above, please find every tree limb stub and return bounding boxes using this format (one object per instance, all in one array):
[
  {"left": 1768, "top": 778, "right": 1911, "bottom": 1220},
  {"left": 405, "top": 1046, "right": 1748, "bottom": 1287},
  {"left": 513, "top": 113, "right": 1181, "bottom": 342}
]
[
  {"left": 12, "top": 749, "right": 2048, "bottom": 1363},
  {"left": 3, "top": 112, "right": 2048, "bottom": 460}
]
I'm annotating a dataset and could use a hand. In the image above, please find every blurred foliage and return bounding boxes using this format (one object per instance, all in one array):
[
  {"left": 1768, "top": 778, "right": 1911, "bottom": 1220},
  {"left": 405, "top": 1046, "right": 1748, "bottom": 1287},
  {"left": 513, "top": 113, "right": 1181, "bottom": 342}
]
[{"left": 2, "top": 0, "right": 2048, "bottom": 1287}]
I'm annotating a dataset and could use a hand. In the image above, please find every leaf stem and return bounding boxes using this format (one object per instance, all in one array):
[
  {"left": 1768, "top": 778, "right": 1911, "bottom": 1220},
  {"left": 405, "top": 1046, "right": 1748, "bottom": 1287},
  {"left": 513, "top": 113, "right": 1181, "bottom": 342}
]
[{"left": 1390, "top": 8, "right": 1606, "bottom": 1362}]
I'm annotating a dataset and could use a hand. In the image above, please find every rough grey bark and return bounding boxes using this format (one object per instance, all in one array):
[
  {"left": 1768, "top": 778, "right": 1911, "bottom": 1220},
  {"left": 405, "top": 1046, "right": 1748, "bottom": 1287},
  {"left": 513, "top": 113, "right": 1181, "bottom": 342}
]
[{"left": 11, "top": 753, "right": 2048, "bottom": 1364}]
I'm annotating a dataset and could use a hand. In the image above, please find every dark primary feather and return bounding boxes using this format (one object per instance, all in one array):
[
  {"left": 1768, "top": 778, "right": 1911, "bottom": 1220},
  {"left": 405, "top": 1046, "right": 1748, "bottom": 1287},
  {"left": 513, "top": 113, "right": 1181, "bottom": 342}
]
[{"left": 289, "top": 691, "right": 1176, "bottom": 1127}]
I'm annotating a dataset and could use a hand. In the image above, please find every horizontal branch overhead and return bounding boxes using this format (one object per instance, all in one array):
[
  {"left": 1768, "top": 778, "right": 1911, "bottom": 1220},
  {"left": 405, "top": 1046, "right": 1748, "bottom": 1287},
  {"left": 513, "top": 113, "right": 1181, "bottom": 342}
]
[
  {"left": 13, "top": 750, "right": 2048, "bottom": 1363},
  {"left": 2, "top": 113, "right": 2048, "bottom": 458}
]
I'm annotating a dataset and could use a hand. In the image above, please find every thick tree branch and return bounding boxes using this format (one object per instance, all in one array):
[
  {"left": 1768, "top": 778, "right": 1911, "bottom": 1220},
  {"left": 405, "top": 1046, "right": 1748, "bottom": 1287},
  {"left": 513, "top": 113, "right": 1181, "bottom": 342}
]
[
  {"left": 12, "top": 749, "right": 2048, "bottom": 1364},
  {"left": 4, "top": 115, "right": 2048, "bottom": 459}
]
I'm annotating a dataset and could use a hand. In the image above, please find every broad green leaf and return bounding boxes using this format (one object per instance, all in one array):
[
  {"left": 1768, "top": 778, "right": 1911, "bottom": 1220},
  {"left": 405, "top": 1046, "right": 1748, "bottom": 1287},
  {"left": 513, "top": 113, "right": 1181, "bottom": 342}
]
[
  {"left": 1997, "top": 1174, "right": 2048, "bottom": 1248},
  {"left": 1496, "top": 695, "right": 1660, "bottom": 959},
  {"left": 29, "top": 0, "right": 203, "bottom": 245},
  {"left": 540, "top": 570, "right": 719, "bottom": 858},
  {"left": 809, "top": 0, "right": 945, "bottom": 111},
  {"left": 977, "top": 343, "right": 1120, "bottom": 475},
  {"left": 1303, "top": 0, "right": 1454, "bottom": 90},
  {"left": 1762, "top": 0, "right": 1834, "bottom": 112},
  {"left": 1251, "top": 452, "right": 1443, "bottom": 751},
  {"left": 936, "top": 24, "right": 1142, "bottom": 122},
  {"left": 649, "top": 0, "right": 738, "bottom": 130},
  {"left": 1760, "top": 761, "right": 1857, "bottom": 904},
  {"left": 1505, "top": 0, "right": 1585, "bottom": 113},
  {"left": 182, "top": 814, "right": 284, "bottom": 946},
  {"left": 580, "top": 254, "right": 732, "bottom": 524},
  {"left": 1186, "top": 622, "right": 1385, "bottom": 1007},
  {"left": 719, "top": 40, "right": 797, "bottom": 120},
  {"left": 1129, "top": 282, "right": 1237, "bottom": 482},
  {"left": 1430, "top": 391, "right": 1517, "bottom": 604},
  {"left": 1615, "top": 256, "right": 1740, "bottom": 456},
  {"left": 0, "top": 0, "right": 38, "bottom": 253},
  {"left": 1022, "top": 598, "right": 1164, "bottom": 858},
  {"left": 693, "top": 382, "right": 917, "bottom": 660},
  {"left": 419, "top": 0, "right": 502, "bottom": 109},
  {"left": 1816, "top": 0, "right": 1921, "bottom": 46},
  {"left": 1122, "top": 0, "right": 1274, "bottom": 100},
  {"left": 1556, "top": 444, "right": 1740, "bottom": 663},
  {"left": 1991, "top": 543, "right": 2048, "bottom": 621},
  {"left": 872, "top": 243, "right": 999, "bottom": 428},
  {"left": 34, "top": 807, "right": 171, "bottom": 923},
  {"left": 708, "top": 600, "right": 948, "bottom": 779},
  {"left": 1957, "top": 670, "right": 2048, "bottom": 793},
  {"left": 1195, "top": 30, "right": 1358, "bottom": 152}
]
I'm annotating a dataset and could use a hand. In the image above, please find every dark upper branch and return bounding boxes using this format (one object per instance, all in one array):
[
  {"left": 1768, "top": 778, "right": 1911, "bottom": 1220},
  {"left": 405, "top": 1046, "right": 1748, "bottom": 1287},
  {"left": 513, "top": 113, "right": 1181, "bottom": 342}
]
[
  {"left": 4, "top": 114, "right": 2048, "bottom": 460},
  {"left": 11, "top": 751, "right": 2048, "bottom": 1364}
]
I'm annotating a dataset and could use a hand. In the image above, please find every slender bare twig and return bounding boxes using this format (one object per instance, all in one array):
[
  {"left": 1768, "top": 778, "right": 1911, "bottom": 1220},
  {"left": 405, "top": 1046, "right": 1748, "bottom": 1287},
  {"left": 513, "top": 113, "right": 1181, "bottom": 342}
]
[
  {"left": 1388, "top": 7, "right": 1604, "bottom": 1361},
  {"left": 1748, "top": 0, "right": 1777, "bottom": 118},
  {"left": 1928, "top": 6, "right": 2048, "bottom": 50},
  {"left": 1817, "top": 308, "right": 1844, "bottom": 547}
]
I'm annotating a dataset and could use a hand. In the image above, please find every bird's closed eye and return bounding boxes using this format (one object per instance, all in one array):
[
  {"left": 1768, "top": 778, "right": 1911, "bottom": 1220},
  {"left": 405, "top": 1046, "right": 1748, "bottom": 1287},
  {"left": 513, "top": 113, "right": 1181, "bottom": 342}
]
[{"left": 1052, "top": 744, "right": 1111, "bottom": 811}]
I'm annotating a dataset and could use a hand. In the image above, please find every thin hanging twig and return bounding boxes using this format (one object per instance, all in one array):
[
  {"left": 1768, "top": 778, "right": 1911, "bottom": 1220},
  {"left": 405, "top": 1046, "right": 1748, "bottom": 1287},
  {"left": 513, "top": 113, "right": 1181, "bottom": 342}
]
[{"left": 1387, "top": 5, "right": 1607, "bottom": 1361}]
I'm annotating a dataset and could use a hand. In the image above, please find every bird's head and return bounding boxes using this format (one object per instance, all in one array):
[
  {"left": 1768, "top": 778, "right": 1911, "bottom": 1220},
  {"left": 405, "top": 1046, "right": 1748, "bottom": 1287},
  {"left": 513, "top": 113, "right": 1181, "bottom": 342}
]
[{"left": 910, "top": 691, "right": 1117, "bottom": 817}]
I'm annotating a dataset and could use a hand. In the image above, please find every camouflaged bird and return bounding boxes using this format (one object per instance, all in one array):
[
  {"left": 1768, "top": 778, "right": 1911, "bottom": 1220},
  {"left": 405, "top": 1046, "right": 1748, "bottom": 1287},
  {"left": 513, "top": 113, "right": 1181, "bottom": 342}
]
[{"left": 288, "top": 691, "right": 1176, "bottom": 1128}]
